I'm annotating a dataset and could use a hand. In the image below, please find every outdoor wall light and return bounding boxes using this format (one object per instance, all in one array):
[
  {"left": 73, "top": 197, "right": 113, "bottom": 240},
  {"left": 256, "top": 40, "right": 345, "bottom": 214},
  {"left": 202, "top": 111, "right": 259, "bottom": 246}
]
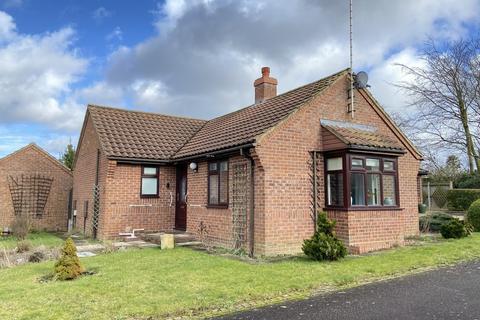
[{"left": 189, "top": 162, "right": 198, "bottom": 172}]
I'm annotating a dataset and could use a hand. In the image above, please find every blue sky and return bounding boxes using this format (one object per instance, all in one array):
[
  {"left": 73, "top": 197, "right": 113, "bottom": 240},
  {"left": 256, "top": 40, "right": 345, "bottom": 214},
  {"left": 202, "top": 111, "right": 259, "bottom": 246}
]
[{"left": 0, "top": 0, "right": 479, "bottom": 159}]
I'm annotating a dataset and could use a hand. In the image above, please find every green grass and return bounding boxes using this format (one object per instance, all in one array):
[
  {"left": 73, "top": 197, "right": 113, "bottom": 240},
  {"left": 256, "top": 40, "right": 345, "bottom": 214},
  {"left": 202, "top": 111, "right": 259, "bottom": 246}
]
[
  {"left": 0, "top": 232, "right": 64, "bottom": 250},
  {"left": 1, "top": 234, "right": 480, "bottom": 320}
]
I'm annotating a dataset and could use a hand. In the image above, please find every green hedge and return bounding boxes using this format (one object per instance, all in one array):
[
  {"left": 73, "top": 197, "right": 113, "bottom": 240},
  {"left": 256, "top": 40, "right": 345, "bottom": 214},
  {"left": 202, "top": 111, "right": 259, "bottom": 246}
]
[
  {"left": 467, "top": 199, "right": 480, "bottom": 231},
  {"left": 446, "top": 189, "right": 480, "bottom": 211}
]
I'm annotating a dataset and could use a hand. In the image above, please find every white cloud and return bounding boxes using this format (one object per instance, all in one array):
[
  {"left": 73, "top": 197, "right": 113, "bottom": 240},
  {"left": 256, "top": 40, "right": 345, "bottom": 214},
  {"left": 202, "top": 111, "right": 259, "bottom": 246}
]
[
  {"left": 92, "top": 7, "right": 111, "bottom": 22},
  {"left": 0, "top": 11, "right": 88, "bottom": 131},
  {"left": 0, "top": 10, "right": 15, "bottom": 41},
  {"left": 100, "top": 0, "right": 480, "bottom": 119},
  {"left": 106, "top": 26, "right": 122, "bottom": 42},
  {"left": 368, "top": 48, "right": 427, "bottom": 113},
  {"left": 131, "top": 79, "right": 169, "bottom": 108},
  {"left": 75, "top": 81, "right": 124, "bottom": 107}
]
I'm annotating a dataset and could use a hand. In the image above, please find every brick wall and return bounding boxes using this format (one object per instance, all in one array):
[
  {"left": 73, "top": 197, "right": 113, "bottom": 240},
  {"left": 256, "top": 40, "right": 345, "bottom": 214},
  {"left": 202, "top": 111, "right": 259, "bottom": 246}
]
[
  {"left": 186, "top": 155, "right": 252, "bottom": 250},
  {"left": 253, "top": 75, "right": 420, "bottom": 255},
  {"left": 73, "top": 113, "right": 177, "bottom": 239},
  {"left": 101, "top": 162, "right": 176, "bottom": 238},
  {"left": 0, "top": 144, "right": 72, "bottom": 231},
  {"left": 72, "top": 114, "right": 108, "bottom": 237}
]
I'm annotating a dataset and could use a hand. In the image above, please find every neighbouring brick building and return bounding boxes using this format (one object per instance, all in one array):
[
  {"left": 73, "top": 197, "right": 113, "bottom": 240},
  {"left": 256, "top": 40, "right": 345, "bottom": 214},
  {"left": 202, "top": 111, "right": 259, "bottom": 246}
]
[
  {"left": 73, "top": 68, "right": 423, "bottom": 255},
  {"left": 0, "top": 143, "right": 73, "bottom": 232}
]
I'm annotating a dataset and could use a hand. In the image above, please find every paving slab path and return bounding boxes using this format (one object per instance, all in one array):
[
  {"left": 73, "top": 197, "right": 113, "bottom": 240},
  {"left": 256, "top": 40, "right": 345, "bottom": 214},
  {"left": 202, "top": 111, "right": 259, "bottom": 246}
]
[{"left": 214, "top": 260, "right": 480, "bottom": 320}]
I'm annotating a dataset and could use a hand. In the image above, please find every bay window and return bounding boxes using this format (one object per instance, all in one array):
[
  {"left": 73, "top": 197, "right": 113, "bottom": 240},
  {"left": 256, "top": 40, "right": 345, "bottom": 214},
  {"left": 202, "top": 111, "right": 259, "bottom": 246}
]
[{"left": 326, "top": 153, "right": 399, "bottom": 209}]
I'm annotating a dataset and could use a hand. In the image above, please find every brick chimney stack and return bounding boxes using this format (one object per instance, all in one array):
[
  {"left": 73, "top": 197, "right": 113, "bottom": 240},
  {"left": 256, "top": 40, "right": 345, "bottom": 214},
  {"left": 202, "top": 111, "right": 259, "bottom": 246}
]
[{"left": 254, "top": 67, "right": 277, "bottom": 103}]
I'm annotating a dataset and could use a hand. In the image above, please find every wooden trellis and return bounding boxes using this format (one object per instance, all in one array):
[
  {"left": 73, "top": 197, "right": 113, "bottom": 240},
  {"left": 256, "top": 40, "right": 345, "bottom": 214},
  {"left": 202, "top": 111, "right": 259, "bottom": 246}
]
[
  {"left": 92, "top": 184, "right": 101, "bottom": 239},
  {"left": 308, "top": 151, "right": 322, "bottom": 231},
  {"left": 232, "top": 163, "right": 248, "bottom": 250},
  {"left": 7, "top": 174, "right": 54, "bottom": 216}
]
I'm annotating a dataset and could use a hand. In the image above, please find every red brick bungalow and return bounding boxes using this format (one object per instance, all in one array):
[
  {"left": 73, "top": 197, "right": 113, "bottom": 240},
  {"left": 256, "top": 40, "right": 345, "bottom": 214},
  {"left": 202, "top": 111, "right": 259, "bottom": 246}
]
[
  {"left": 72, "top": 68, "right": 422, "bottom": 255},
  {"left": 0, "top": 143, "right": 73, "bottom": 232}
]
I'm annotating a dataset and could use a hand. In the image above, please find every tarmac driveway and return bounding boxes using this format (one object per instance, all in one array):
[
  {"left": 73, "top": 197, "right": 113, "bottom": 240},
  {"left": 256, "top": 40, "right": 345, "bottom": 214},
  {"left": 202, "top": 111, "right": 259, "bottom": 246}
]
[{"left": 214, "top": 260, "right": 480, "bottom": 320}]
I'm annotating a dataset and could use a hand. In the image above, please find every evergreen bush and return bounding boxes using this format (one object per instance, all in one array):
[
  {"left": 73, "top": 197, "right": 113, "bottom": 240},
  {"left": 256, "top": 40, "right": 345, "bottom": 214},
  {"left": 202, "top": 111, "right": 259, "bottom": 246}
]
[
  {"left": 440, "top": 219, "right": 472, "bottom": 239},
  {"left": 54, "top": 237, "right": 84, "bottom": 280},
  {"left": 467, "top": 199, "right": 480, "bottom": 231},
  {"left": 302, "top": 212, "right": 347, "bottom": 261},
  {"left": 419, "top": 212, "right": 455, "bottom": 232}
]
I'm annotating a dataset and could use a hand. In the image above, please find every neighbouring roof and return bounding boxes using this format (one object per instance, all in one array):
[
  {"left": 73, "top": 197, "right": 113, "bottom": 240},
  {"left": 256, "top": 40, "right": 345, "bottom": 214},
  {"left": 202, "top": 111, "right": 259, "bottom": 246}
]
[
  {"left": 87, "top": 105, "right": 206, "bottom": 160},
  {"left": 0, "top": 143, "right": 72, "bottom": 174},
  {"left": 321, "top": 120, "right": 405, "bottom": 153}
]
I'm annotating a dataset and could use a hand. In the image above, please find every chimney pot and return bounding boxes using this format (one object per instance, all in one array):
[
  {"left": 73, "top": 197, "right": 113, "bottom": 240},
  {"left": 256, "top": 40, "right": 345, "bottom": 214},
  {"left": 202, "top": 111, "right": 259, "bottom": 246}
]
[
  {"left": 254, "top": 66, "right": 277, "bottom": 103},
  {"left": 261, "top": 67, "right": 270, "bottom": 77}
]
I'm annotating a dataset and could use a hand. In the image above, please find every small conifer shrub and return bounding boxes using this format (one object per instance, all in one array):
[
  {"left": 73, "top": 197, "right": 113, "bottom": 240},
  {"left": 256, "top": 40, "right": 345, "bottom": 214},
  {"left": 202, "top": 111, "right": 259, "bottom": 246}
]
[
  {"left": 440, "top": 219, "right": 472, "bottom": 239},
  {"left": 54, "top": 237, "right": 84, "bottom": 280},
  {"left": 302, "top": 212, "right": 347, "bottom": 261}
]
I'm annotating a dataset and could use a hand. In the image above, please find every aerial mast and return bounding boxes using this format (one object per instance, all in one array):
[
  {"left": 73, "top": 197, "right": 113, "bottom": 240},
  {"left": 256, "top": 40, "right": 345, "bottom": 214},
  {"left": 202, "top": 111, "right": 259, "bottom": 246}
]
[{"left": 349, "top": 0, "right": 354, "bottom": 119}]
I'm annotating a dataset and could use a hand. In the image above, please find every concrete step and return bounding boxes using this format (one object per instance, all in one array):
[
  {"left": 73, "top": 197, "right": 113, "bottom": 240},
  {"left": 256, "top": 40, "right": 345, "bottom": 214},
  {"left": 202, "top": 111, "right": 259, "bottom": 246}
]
[
  {"left": 140, "top": 232, "right": 200, "bottom": 247},
  {"left": 176, "top": 241, "right": 203, "bottom": 247}
]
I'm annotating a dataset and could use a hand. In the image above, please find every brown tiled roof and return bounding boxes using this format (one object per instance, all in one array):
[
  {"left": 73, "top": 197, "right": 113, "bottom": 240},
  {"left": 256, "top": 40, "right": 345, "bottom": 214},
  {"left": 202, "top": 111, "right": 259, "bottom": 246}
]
[
  {"left": 174, "top": 69, "right": 348, "bottom": 159},
  {"left": 88, "top": 105, "right": 206, "bottom": 160},
  {"left": 322, "top": 123, "right": 404, "bottom": 152},
  {"left": 85, "top": 69, "right": 348, "bottom": 161}
]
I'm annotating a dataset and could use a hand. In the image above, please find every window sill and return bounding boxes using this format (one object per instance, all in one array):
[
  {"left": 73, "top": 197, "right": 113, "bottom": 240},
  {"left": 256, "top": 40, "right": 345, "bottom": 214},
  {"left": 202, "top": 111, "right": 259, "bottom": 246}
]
[
  {"left": 206, "top": 204, "right": 229, "bottom": 209},
  {"left": 140, "top": 195, "right": 160, "bottom": 199},
  {"left": 324, "top": 206, "right": 404, "bottom": 212}
]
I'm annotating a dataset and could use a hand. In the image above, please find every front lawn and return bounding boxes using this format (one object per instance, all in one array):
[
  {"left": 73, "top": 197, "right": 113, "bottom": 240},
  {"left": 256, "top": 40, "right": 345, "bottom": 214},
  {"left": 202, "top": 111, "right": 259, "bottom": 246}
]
[
  {"left": 1, "top": 234, "right": 480, "bottom": 319},
  {"left": 0, "top": 231, "right": 64, "bottom": 250}
]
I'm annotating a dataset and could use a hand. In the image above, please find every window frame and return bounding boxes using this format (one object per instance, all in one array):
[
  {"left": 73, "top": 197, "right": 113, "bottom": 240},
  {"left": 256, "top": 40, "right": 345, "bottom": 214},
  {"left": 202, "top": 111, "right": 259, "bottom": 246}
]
[
  {"left": 140, "top": 165, "right": 160, "bottom": 198},
  {"left": 207, "top": 159, "right": 229, "bottom": 208},
  {"left": 325, "top": 152, "right": 400, "bottom": 210},
  {"left": 325, "top": 153, "right": 346, "bottom": 208}
]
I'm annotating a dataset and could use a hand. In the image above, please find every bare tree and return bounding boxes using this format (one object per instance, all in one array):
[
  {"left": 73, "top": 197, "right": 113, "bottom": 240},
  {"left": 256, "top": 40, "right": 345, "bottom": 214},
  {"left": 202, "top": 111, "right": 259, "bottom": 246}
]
[{"left": 396, "top": 38, "right": 480, "bottom": 174}]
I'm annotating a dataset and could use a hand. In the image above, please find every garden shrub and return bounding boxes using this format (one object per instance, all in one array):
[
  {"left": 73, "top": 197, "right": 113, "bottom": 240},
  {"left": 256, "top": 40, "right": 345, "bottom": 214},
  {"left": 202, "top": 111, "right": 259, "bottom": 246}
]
[
  {"left": 11, "top": 214, "right": 30, "bottom": 240},
  {"left": 16, "top": 240, "right": 31, "bottom": 253},
  {"left": 28, "top": 251, "right": 45, "bottom": 263},
  {"left": 302, "top": 212, "right": 347, "bottom": 261},
  {"left": 455, "top": 174, "right": 480, "bottom": 189},
  {"left": 467, "top": 199, "right": 480, "bottom": 231},
  {"left": 54, "top": 237, "right": 84, "bottom": 280},
  {"left": 446, "top": 189, "right": 480, "bottom": 211},
  {"left": 440, "top": 219, "right": 472, "bottom": 239},
  {"left": 419, "top": 212, "right": 456, "bottom": 232}
]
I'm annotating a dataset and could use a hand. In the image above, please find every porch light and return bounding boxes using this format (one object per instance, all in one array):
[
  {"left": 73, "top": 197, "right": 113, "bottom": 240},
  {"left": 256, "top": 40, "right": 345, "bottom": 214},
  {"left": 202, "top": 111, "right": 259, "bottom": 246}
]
[{"left": 189, "top": 162, "right": 198, "bottom": 172}]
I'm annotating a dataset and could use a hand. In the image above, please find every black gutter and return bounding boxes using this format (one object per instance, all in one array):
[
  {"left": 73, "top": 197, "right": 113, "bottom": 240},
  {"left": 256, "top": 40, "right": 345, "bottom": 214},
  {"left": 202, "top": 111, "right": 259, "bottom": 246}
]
[
  {"left": 173, "top": 143, "right": 255, "bottom": 163},
  {"left": 109, "top": 157, "right": 171, "bottom": 165},
  {"left": 319, "top": 146, "right": 406, "bottom": 156},
  {"left": 243, "top": 147, "right": 256, "bottom": 258},
  {"left": 348, "top": 145, "right": 407, "bottom": 155},
  {"left": 109, "top": 143, "right": 256, "bottom": 165}
]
